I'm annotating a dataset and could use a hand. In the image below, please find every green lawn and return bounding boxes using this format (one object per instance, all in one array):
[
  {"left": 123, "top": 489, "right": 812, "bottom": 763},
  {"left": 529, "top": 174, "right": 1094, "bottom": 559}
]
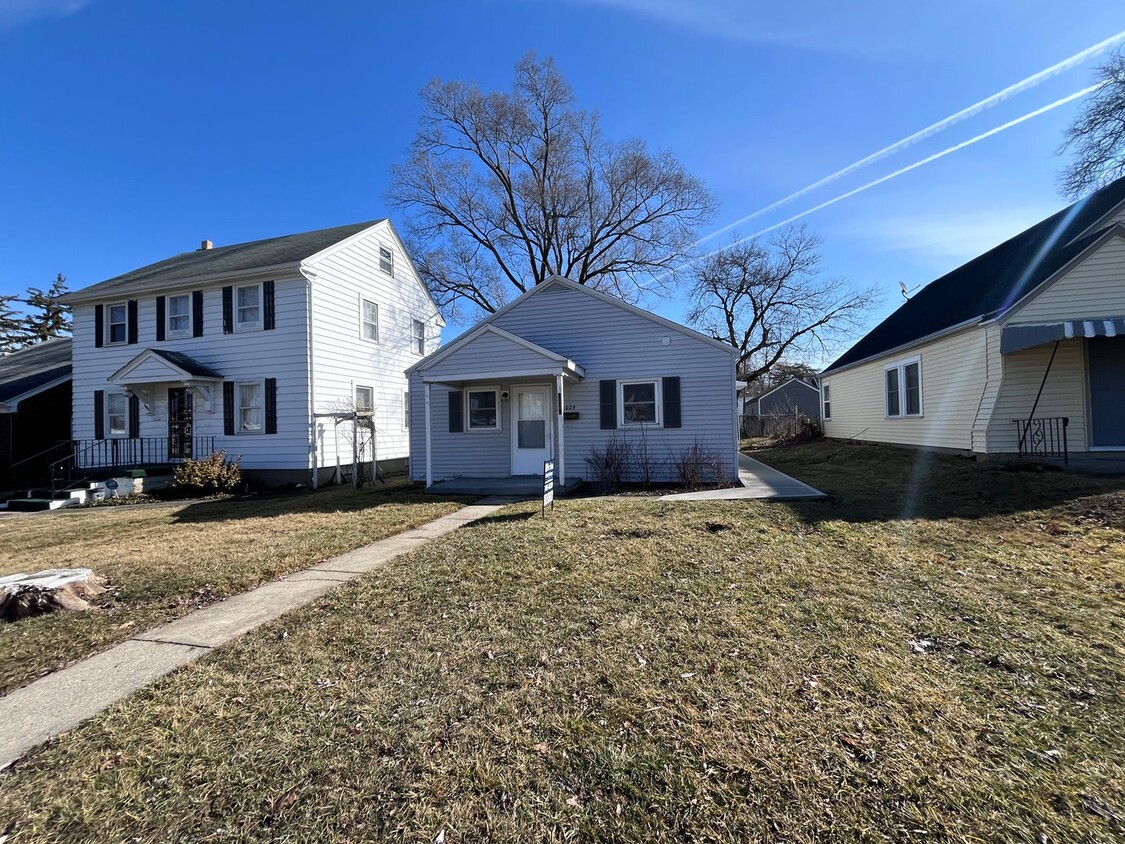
[
  {"left": 0, "top": 478, "right": 468, "bottom": 695},
  {"left": 1, "top": 442, "right": 1123, "bottom": 842}
]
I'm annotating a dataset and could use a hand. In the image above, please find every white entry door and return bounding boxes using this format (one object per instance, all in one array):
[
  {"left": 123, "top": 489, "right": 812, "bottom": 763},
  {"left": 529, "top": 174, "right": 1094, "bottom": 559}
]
[{"left": 511, "top": 385, "right": 553, "bottom": 475}]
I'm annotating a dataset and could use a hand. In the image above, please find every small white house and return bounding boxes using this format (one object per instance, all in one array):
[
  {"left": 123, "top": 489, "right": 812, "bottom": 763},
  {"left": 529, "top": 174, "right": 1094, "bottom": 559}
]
[
  {"left": 821, "top": 175, "right": 1125, "bottom": 463},
  {"left": 406, "top": 276, "right": 739, "bottom": 489},
  {"left": 60, "top": 219, "right": 442, "bottom": 486}
]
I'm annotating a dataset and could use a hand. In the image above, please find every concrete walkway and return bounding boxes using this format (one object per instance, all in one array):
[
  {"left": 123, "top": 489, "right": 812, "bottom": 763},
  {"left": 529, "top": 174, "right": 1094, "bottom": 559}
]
[
  {"left": 661, "top": 453, "right": 826, "bottom": 501},
  {"left": 0, "top": 498, "right": 514, "bottom": 770}
]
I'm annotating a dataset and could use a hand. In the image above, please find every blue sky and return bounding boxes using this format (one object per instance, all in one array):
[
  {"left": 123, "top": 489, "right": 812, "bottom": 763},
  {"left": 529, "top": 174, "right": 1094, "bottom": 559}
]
[{"left": 1, "top": 0, "right": 1122, "bottom": 358}]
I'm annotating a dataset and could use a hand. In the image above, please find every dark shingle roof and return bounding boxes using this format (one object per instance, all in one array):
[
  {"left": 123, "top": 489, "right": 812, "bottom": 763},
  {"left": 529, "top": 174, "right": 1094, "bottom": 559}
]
[
  {"left": 824, "top": 177, "right": 1125, "bottom": 373},
  {"left": 63, "top": 220, "right": 384, "bottom": 303},
  {"left": 0, "top": 339, "right": 72, "bottom": 404},
  {"left": 149, "top": 349, "right": 223, "bottom": 379}
]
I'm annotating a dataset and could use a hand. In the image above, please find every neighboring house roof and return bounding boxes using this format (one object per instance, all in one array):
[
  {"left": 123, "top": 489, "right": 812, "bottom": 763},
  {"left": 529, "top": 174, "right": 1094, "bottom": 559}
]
[
  {"left": 61, "top": 220, "right": 385, "bottom": 304},
  {"left": 0, "top": 338, "right": 72, "bottom": 409},
  {"left": 750, "top": 377, "right": 820, "bottom": 404},
  {"left": 824, "top": 175, "right": 1125, "bottom": 373}
]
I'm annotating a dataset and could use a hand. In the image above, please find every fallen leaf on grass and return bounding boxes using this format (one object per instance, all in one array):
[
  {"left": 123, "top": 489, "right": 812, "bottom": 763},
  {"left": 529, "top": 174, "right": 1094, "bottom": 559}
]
[
  {"left": 566, "top": 796, "right": 581, "bottom": 808},
  {"left": 533, "top": 742, "right": 550, "bottom": 756},
  {"left": 270, "top": 787, "right": 300, "bottom": 816}
]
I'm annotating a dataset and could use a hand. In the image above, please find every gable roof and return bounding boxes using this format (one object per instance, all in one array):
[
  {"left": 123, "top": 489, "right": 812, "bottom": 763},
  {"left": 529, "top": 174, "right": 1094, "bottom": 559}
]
[
  {"left": 409, "top": 323, "right": 585, "bottom": 379},
  {"left": 750, "top": 377, "right": 820, "bottom": 404},
  {"left": 823, "top": 175, "right": 1125, "bottom": 373},
  {"left": 61, "top": 220, "right": 385, "bottom": 304},
  {"left": 108, "top": 348, "right": 224, "bottom": 383},
  {"left": 0, "top": 338, "right": 72, "bottom": 408}
]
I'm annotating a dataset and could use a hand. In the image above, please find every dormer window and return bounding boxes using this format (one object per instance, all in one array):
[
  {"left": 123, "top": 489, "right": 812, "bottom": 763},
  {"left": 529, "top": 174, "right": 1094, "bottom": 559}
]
[
  {"left": 167, "top": 294, "right": 191, "bottom": 337},
  {"left": 106, "top": 303, "right": 128, "bottom": 344}
]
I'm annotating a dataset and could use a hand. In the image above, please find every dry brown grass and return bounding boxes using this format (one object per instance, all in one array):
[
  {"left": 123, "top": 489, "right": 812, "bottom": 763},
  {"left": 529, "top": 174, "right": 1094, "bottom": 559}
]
[
  {"left": 0, "top": 478, "right": 467, "bottom": 694},
  {"left": 1, "top": 442, "right": 1123, "bottom": 842}
]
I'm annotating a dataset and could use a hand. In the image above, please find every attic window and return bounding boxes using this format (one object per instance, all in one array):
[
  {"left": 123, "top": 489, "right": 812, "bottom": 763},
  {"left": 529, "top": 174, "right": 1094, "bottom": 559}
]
[{"left": 379, "top": 247, "right": 394, "bottom": 275}]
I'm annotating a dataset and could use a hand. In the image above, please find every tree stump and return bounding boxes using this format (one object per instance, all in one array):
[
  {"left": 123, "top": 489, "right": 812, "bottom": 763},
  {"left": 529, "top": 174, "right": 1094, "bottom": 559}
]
[{"left": 0, "top": 569, "right": 107, "bottom": 621}]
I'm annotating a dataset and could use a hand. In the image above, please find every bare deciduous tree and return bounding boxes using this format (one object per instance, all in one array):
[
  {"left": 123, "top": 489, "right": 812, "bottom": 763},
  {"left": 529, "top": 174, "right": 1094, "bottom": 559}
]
[
  {"left": 688, "top": 225, "right": 876, "bottom": 383},
  {"left": 389, "top": 53, "right": 716, "bottom": 319},
  {"left": 1059, "top": 49, "right": 1125, "bottom": 198}
]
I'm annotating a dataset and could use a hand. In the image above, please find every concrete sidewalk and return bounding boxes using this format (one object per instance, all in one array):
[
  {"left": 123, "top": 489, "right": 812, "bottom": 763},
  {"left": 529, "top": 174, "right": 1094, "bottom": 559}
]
[
  {"left": 661, "top": 453, "right": 827, "bottom": 501},
  {"left": 0, "top": 498, "right": 514, "bottom": 770}
]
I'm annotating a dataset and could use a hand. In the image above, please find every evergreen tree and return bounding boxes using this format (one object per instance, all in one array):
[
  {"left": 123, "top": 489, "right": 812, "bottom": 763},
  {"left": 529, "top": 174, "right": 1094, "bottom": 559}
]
[
  {"left": 22, "top": 273, "right": 72, "bottom": 343},
  {"left": 0, "top": 293, "right": 28, "bottom": 354}
]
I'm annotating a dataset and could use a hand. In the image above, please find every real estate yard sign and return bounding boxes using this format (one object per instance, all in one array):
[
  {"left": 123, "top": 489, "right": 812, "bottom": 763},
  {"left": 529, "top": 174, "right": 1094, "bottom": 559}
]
[{"left": 542, "top": 459, "right": 555, "bottom": 516}]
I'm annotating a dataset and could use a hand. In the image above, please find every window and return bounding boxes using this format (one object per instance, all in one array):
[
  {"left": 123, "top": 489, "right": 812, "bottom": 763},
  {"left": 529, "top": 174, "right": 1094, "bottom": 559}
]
[
  {"left": 379, "top": 246, "right": 394, "bottom": 275},
  {"left": 235, "top": 284, "right": 261, "bottom": 331},
  {"left": 167, "top": 294, "right": 191, "bottom": 337},
  {"left": 106, "top": 393, "right": 128, "bottom": 436},
  {"left": 885, "top": 358, "right": 922, "bottom": 417},
  {"left": 237, "top": 381, "right": 263, "bottom": 432},
  {"left": 822, "top": 383, "right": 831, "bottom": 420},
  {"left": 355, "top": 385, "right": 374, "bottom": 412},
  {"left": 621, "top": 380, "right": 659, "bottom": 425},
  {"left": 412, "top": 319, "right": 425, "bottom": 355},
  {"left": 361, "top": 299, "right": 379, "bottom": 342},
  {"left": 107, "top": 303, "right": 128, "bottom": 344},
  {"left": 466, "top": 388, "right": 499, "bottom": 430},
  {"left": 403, "top": 391, "right": 410, "bottom": 429}
]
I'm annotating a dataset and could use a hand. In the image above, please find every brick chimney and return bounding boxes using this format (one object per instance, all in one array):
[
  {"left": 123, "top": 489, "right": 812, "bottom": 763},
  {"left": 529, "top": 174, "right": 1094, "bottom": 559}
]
[{"left": 199, "top": 239, "right": 212, "bottom": 251}]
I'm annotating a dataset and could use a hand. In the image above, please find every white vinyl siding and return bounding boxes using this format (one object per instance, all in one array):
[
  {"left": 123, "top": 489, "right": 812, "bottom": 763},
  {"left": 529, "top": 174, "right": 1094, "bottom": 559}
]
[{"left": 1007, "top": 233, "right": 1125, "bottom": 324}]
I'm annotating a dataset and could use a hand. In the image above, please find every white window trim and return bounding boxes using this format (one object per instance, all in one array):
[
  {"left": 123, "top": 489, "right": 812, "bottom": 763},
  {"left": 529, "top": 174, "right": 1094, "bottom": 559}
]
[
  {"left": 106, "top": 302, "right": 129, "bottom": 345},
  {"left": 167, "top": 293, "right": 193, "bottom": 339},
  {"left": 411, "top": 318, "right": 426, "bottom": 356},
  {"left": 379, "top": 246, "right": 394, "bottom": 276},
  {"left": 359, "top": 296, "right": 380, "bottom": 344},
  {"left": 355, "top": 384, "right": 374, "bottom": 413},
  {"left": 465, "top": 386, "right": 501, "bottom": 432},
  {"left": 403, "top": 391, "right": 410, "bottom": 430},
  {"left": 105, "top": 391, "right": 129, "bottom": 438},
  {"left": 618, "top": 378, "right": 663, "bottom": 428},
  {"left": 235, "top": 379, "right": 266, "bottom": 434},
  {"left": 822, "top": 382, "right": 832, "bottom": 420},
  {"left": 883, "top": 356, "right": 923, "bottom": 418},
  {"left": 234, "top": 283, "right": 263, "bottom": 332}
]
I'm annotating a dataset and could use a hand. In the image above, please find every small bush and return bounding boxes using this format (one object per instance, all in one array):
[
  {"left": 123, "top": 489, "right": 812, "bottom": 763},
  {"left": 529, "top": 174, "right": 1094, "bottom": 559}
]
[
  {"left": 672, "top": 439, "right": 728, "bottom": 490},
  {"left": 584, "top": 435, "right": 632, "bottom": 494},
  {"left": 173, "top": 451, "right": 242, "bottom": 495}
]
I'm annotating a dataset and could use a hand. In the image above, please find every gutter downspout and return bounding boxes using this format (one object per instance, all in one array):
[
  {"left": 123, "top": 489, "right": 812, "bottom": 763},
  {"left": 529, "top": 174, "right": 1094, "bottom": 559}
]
[{"left": 301, "top": 265, "right": 319, "bottom": 489}]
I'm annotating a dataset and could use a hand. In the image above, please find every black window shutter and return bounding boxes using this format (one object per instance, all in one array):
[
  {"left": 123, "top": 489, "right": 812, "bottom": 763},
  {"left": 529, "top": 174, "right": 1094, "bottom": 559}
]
[
  {"left": 663, "top": 376, "right": 682, "bottom": 429},
  {"left": 222, "top": 286, "right": 233, "bottom": 334},
  {"left": 94, "top": 304, "right": 104, "bottom": 348},
  {"left": 263, "top": 280, "right": 275, "bottom": 330},
  {"left": 448, "top": 390, "right": 463, "bottom": 433},
  {"left": 599, "top": 380, "right": 617, "bottom": 430},
  {"left": 128, "top": 394, "right": 141, "bottom": 438},
  {"left": 192, "top": 290, "right": 204, "bottom": 336},
  {"left": 94, "top": 391, "right": 105, "bottom": 439},
  {"left": 155, "top": 296, "right": 166, "bottom": 341},
  {"left": 265, "top": 378, "right": 277, "bottom": 434},
  {"left": 127, "top": 300, "right": 139, "bottom": 344},
  {"left": 223, "top": 382, "right": 235, "bottom": 435}
]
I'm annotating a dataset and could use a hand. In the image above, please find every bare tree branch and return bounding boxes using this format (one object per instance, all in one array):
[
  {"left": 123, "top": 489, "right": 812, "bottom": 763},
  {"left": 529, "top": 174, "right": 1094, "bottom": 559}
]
[{"left": 1059, "top": 49, "right": 1125, "bottom": 198}]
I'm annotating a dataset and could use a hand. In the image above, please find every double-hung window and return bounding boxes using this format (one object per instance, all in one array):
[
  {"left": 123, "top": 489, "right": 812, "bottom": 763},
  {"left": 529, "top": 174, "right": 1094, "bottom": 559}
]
[
  {"left": 621, "top": 380, "right": 659, "bottom": 425},
  {"left": 412, "top": 319, "right": 425, "bottom": 355},
  {"left": 106, "top": 303, "right": 128, "bottom": 344},
  {"left": 885, "top": 358, "right": 922, "bottom": 417},
  {"left": 466, "top": 388, "right": 499, "bottom": 431},
  {"left": 167, "top": 293, "right": 191, "bottom": 337},
  {"left": 237, "top": 381, "right": 263, "bottom": 433},
  {"left": 361, "top": 299, "right": 379, "bottom": 342},
  {"left": 822, "top": 383, "right": 832, "bottom": 420},
  {"left": 106, "top": 393, "right": 128, "bottom": 436},
  {"left": 236, "top": 284, "right": 261, "bottom": 331},
  {"left": 355, "top": 385, "right": 374, "bottom": 413},
  {"left": 379, "top": 247, "right": 394, "bottom": 275},
  {"left": 403, "top": 391, "right": 410, "bottom": 429}
]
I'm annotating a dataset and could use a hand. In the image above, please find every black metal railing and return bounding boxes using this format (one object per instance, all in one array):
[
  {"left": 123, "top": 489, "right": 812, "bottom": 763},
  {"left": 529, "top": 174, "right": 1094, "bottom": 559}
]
[
  {"left": 50, "top": 437, "right": 216, "bottom": 488},
  {"left": 1014, "top": 417, "right": 1069, "bottom": 464}
]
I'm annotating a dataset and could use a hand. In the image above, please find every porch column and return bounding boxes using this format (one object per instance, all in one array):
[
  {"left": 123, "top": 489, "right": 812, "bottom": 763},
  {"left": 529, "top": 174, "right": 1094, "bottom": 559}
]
[
  {"left": 424, "top": 382, "right": 432, "bottom": 488},
  {"left": 556, "top": 373, "right": 565, "bottom": 486}
]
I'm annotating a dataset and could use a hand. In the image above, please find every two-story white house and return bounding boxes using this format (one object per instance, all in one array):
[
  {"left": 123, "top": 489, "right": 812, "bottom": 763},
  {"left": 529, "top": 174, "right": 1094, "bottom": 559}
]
[{"left": 59, "top": 219, "right": 442, "bottom": 486}]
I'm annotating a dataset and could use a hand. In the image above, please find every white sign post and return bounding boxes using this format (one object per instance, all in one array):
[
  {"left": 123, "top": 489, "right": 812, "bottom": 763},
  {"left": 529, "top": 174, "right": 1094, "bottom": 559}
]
[{"left": 542, "top": 459, "right": 555, "bottom": 516}]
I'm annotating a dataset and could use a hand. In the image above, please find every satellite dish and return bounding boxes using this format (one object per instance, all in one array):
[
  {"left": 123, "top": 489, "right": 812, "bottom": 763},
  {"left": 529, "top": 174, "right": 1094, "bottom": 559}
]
[{"left": 899, "top": 280, "right": 920, "bottom": 300}]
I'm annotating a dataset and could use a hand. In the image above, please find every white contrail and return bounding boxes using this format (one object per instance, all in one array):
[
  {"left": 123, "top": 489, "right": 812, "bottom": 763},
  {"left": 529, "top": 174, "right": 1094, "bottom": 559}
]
[
  {"left": 696, "top": 30, "right": 1125, "bottom": 246},
  {"left": 703, "top": 82, "right": 1105, "bottom": 256}
]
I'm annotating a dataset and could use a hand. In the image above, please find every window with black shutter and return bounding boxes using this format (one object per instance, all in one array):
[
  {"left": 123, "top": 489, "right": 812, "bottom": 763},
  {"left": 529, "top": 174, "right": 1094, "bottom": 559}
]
[
  {"left": 155, "top": 296, "right": 166, "bottom": 341},
  {"left": 192, "top": 290, "right": 204, "bottom": 336},
  {"left": 265, "top": 378, "right": 277, "bottom": 434},
  {"left": 127, "top": 300, "right": 138, "bottom": 344},
  {"left": 448, "top": 390, "right": 463, "bottom": 432},
  {"left": 662, "top": 376, "right": 681, "bottom": 429},
  {"left": 94, "top": 390, "right": 105, "bottom": 439},
  {"left": 223, "top": 382, "right": 235, "bottom": 435},
  {"left": 94, "top": 304, "right": 104, "bottom": 348},
  {"left": 599, "top": 380, "right": 617, "bottom": 429},
  {"left": 263, "top": 280, "right": 275, "bottom": 330},
  {"left": 222, "top": 286, "right": 234, "bottom": 334}
]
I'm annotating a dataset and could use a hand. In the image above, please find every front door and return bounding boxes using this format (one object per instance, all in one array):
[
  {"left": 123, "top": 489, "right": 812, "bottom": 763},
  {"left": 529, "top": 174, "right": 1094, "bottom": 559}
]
[
  {"left": 511, "top": 385, "right": 552, "bottom": 475},
  {"left": 168, "top": 388, "right": 194, "bottom": 460},
  {"left": 1089, "top": 337, "right": 1125, "bottom": 447}
]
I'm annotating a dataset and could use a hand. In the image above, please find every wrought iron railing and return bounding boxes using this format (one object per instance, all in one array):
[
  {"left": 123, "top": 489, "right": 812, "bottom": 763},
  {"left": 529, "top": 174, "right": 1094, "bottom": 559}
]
[
  {"left": 50, "top": 437, "right": 216, "bottom": 488},
  {"left": 1014, "top": 417, "right": 1069, "bottom": 464}
]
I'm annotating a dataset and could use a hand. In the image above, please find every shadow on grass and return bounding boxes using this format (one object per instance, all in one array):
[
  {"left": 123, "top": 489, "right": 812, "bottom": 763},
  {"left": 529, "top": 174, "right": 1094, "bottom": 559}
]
[{"left": 754, "top": 440, "right": 1125, "bottom": 525}]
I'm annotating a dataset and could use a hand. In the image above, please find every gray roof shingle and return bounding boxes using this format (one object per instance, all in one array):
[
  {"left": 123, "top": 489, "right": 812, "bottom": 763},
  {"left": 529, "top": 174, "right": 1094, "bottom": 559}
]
[
  {"left": 0, "top": 339, "right": 72, "bottom": 404},
  {"left": 63, "top": 220, "right": 384, "bottom": 303}
]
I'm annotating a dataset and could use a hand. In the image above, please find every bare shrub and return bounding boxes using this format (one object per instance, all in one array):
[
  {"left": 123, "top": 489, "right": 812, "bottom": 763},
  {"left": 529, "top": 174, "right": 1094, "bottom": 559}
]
[
  {"left": 584, "top": 435, "right": 632, "bottom": 494},
  {"left": 633, "top": 423, "right": 664, "bottom": 488},
  {"left": 173, "top": 451, "right": 242, "bottom": 495},
  {"left": 672, "top": 439, "right": 724, "bottom": 490}
]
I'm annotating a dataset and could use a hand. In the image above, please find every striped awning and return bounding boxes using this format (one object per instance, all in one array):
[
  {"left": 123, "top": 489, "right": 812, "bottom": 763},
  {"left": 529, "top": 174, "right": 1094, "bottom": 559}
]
[{"left": 1001, "top": 318, "right": 1125, "bottom": 355}]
